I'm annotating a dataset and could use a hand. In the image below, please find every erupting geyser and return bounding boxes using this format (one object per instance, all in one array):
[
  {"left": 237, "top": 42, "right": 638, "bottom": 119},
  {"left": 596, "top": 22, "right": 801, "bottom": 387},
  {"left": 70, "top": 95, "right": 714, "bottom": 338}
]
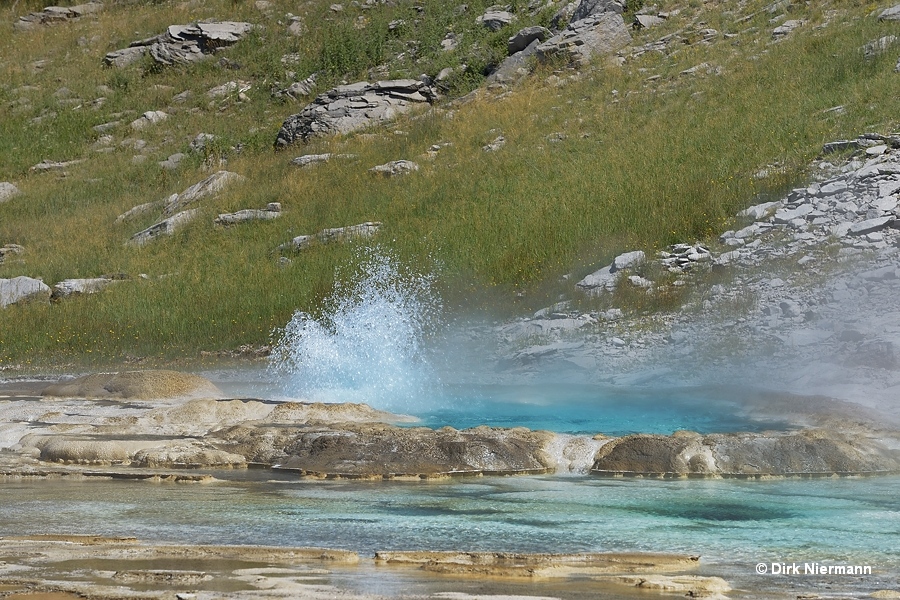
[{"left": 269, "top": 250, "right": 440, "bottom": 411}]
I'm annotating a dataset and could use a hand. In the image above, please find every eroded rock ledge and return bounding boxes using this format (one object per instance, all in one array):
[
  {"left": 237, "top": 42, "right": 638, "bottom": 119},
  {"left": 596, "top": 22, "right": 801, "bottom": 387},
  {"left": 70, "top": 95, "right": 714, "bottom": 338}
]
[
  {"left": 3, "top": 371, "right": 899, "bottom": 480},
  {"left": 591, "top": 430, "right": 900, "bottom": 477}
]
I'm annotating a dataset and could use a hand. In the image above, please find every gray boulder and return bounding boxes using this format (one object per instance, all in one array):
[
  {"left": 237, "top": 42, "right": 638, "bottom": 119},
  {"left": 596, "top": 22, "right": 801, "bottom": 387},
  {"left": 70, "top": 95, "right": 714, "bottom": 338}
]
[
  {"left": 129, "top": 209, "right": 200, "bottom": 246},
  {"left": 611, "top": 250, "right": 645, "bottom": 272},
  {"left": 507, "top": 26, "right": 550, "bottom": 54},
  {"left": 215, "top": 203, "right": 282, "bottom": 226},
  {"left": 104, "top": 46, "right": 146, "bottom": 68},
  {"left": 737, "top": 200, "right": 780, "bottom": 220},
  {"left": 634, "top": 14, "right": 664, "bottom": 29},
  {"left": 490, "top": 39, "right": 542, "bottom": 83},
  {"left": 576, "top": 265, "right": 616, "bottom": 295},
  {"left": 862, "top": 35, "right": 898, "bottom": 59},
  {"left": 772, "top": 19, "right": 805, "bottom": 39},
  {"left": 848, "top": 216, "right": 895, "bottom": 236},
  {"left": 878, "top": 5, "right": 900, "bottom": 21},
  {"left": 536, "top": 12, "right": 631, "bottom": 66},
  {"left": 477, "top": 10, "right": 516, "bottom": 31},
  {"left": 163, "top": 171, "right": 243, "bottom": 215},
  {"left": 275, "top": 80, "right": 436, "bottom": 147},
  {"left": 0, "top": 277, "right": 51, "bottom": 308},
  {"left": 130, "top": 110, "right": 168, "bottom": 130},
  {"left": 369, "top": 160, "right": 419, "bottom": 177},
  {"left": 105, "top": 21, "right": 253, "bottom": 68},
  {"left": 0, "top": 182, "right": 21, "bottom": 203}
]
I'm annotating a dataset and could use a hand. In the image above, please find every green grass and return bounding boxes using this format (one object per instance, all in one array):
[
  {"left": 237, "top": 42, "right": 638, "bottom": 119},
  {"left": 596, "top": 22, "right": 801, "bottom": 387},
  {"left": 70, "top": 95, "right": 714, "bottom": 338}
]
[{"left": 0, "top": 0, "right": 898, "bottom": 368}]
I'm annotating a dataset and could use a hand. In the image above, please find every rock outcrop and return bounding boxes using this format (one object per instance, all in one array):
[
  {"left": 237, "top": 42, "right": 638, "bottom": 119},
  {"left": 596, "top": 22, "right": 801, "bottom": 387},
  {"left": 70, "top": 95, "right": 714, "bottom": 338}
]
[
  {"left": 590, "top": 430, "right": 900, "bottom": 476},
  {"left": 274, "top": 80, "right": 436, "bottom": 147},
  {"left": 507, "top": 26, "right": 551, "bottom": 54},
  {"left": 536, "top": 11, "right": 631, "bottom": 65},
  {"left": 104, "top": 21, "right": 253, "bottom": 68},
  {"left": 0, "top": 276, "right": 51, "bottom": 308},
  {"left": 42, "top": 370, "right": 223, "bottom": 401},
  {"left": 14, "top": 2, "right": 102, "bottom": 31}
]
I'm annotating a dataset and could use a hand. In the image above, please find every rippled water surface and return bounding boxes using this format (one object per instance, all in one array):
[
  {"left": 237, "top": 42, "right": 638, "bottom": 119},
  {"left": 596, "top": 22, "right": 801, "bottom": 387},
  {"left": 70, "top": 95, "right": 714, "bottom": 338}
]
[{"left": 3, "top": 474, "right": 899, "bottom": 568}]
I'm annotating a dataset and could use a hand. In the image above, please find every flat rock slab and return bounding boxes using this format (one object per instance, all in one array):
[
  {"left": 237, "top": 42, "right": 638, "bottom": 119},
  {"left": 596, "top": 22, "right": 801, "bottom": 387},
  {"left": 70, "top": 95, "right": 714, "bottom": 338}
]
[
  {"left": 275, "top": 80, "right": 436, "bottom": 147},
  {"left": 42, "top": 370, "right": 223, "bottom": 401},
  {"left": 104, "top": 21, "right": 253, "bottom": 68},
  {"left": 215, "top": 203, "right": 282, "bottom": 225}
]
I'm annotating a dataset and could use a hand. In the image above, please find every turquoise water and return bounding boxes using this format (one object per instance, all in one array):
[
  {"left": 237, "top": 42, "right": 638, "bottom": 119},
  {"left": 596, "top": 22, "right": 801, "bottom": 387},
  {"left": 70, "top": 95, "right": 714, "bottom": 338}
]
[
  {"left": 413, "top": 383, "right": 787, "bottom": 434},
  {"left": 3, "top": 474, "right": 898, "bottom": 567}
]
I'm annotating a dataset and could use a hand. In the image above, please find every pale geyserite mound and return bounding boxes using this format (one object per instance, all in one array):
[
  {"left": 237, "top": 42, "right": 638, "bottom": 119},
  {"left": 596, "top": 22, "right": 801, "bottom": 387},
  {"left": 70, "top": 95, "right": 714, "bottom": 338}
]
[{"left": 41, "top": 370, "right": 224, "bottom": 400}]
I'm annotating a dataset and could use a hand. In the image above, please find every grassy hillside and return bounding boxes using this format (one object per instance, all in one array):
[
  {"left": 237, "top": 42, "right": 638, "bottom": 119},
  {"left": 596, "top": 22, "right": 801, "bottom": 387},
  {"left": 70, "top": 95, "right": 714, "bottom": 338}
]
[{"left": 0, "top": 0, "right": 897, "bottom": 368}]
